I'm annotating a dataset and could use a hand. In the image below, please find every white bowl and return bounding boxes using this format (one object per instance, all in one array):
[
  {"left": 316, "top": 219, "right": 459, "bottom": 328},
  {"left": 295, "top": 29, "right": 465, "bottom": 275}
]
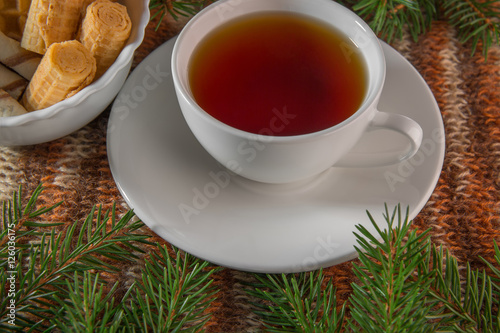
[{"left": 0, "top": 0, "right": 150, "bottom": 146}]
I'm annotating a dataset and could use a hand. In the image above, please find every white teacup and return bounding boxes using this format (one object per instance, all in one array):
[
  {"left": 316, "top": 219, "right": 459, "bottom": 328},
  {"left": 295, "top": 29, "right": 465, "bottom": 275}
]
[{"left": 172, "top": 0, "right": 423, "bottom": 184}]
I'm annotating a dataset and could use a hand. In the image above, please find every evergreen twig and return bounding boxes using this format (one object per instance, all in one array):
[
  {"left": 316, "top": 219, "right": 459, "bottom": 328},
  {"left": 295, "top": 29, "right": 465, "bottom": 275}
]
[
  {"left": 124, "top": 245, "right": 220, "bottom": 332},
  {"left": 150, "top": 0, "right": 500, "bottom": 57},
  {"left": 3, "top": 186, "right": 500, "bottom": 332},
  {"left": 248, "top": 205, "right": 500, "bottom": 332},
  {"left": 248, "top": 270, "right": 346, "bottom": 332},
  {"left": 0, "top": 185, "right": 219, "bottom": 332},
  {"left": 50, "top": 271, "right": 126, "bottom": 333},
  {"left": 149, "top": 0, "right": 208, "bottom": 30},
  {"left": 348, "top": 205, "right": 436, "bottom": 332},
  {"left": 442, "top": 0, "right": 500, "bottom": 57},
  {"left": 349, "top": 0, "right": 436, "bottom": 43}
]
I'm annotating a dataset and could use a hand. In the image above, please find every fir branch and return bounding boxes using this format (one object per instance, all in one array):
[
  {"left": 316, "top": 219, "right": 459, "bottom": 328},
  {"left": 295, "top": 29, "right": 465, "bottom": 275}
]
[
  {"left": 150, "top": 0, "right": 500, "bottom": 57},
  {"left": 350, "top": 0, "right": 436, "bottom": 43},
  {"left": 347, "top": 204, "right": 436, "bottom": 332},
  {"left": 248, "top": 270, "right": 346, "bottom": 332},
  {"left": 0, "top": 186, "right": 221, "bottom": 332},
  {"left": 0, "top": 186, "right": 153, "bottom": 331},
  {"left": 442, "top": 0, "right": 500, "bottom": 57},
  {"left": 125, "top": 244, "right": 220, "bottom": 332},
  {"left": 149, "top": 0, "right": 208, "bottom": 30},
  {"left": 249, "top": 205, "right": 500, "bottom": 332},
  {"left": 4, "top": 186, "right": 500, "bottom": 332},
  {"left": 427, "top": 246, "right": 499, "bottom": 332},
  {"left": 0, "top": 185, "right": 63, "bottom": 252},
  {"left": 50, "top": 271, "right": 127, "bottom": 333}
]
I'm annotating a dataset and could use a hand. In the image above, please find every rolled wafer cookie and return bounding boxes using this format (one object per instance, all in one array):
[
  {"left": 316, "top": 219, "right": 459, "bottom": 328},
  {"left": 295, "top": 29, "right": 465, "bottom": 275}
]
[
  {"left": 21, "top": 0, "right": 86, "bottom": 54},
  {"left": 22, "top": 40, "right": 96, "bottom": 111},
  {"left": 0, "top": 13, "right": 5, "bottom": 33},
  {"left": 0, "top": 30, "right": 42, "bottom": 80},
  {"left": 16, "top": 0, "right": 31, "bottom": 14},
  {"left": 0, "top": 11, "right": 23, "bottom": 39},
  {"left": 0, "top": 63, "right": 27, "bottom": 99},
  {"left": 0, "top": 88, "right": 27, "bottom": 116},
  {"left": 79, "top": 0, "right": 131, "bottom": 78}
]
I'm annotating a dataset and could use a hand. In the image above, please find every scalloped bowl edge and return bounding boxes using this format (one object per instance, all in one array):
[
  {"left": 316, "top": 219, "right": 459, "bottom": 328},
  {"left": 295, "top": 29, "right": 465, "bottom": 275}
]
[{"left": 0, "top": 0, "right": 150, "bottom": 146}]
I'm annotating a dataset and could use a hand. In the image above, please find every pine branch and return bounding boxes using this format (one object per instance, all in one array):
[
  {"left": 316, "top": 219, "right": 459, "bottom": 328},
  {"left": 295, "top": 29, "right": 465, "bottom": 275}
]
[
  {"left": 149, "top": 0, "right": 208, "bottom": 30},
  {"left": 4, "top": 186, "right": 500, "bottom": 332},
  {"left": 0, "top": 185, "right": 63, "bottom": 252},
  {"left": 442, "top": 0, "right": 500, "bottom": 57},
  {"left": 150, "top": 0, "right": 500, "bottom": 57},
  {"left": 50, "top": 271, "right": 127, "bottom": 333},
  {"left": 427, "top": 246, "right": 499, "bottom": 332},
  {"left": 247, "top": 270, "right": 346, "bottom": 332},
  {"left": 0, "top": 186, "right": 152, "bottom": 331},
  {"left": 249, "top": 205, "right": 500, "bottom": 332},
  {"left": 0, "top": 186, "right": 221, "bottom": 332},
  {"left": 349, "top": 0, "right": 436, "bottom": 43},
  {"left": 347, "top": 205, "right": 436, "bottom": 332},
  {"left": 124, "top": 244, "right": 220, "bottom": 332}
]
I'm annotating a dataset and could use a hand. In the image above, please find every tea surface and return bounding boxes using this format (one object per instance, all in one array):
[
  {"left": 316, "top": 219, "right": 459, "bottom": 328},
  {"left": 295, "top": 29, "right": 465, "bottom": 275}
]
[{"left": 189, "top": 12, "right": 366, "bottom": 136}]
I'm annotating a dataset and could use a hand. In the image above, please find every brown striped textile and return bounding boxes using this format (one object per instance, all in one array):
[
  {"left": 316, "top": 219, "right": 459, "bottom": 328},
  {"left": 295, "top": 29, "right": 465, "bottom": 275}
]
[{"left": 1, "top": 12, "right": 500, "bottom": 332}]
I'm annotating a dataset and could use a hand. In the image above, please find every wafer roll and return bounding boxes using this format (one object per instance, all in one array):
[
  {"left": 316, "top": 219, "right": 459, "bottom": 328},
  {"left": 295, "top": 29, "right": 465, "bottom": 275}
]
[
  {"left": 22, "top": 40, "right": 96, "bottom": 111},
  {"left": 0, "top": 30, "right": 42, "bottom": 80},
  {"left": 0, "top": 88, "right": 27, "bottom": 116},
  {"left": 79, "top": 0, "right": 131, "bottom": 78},
  {"left": 21, "top": 0, "right": 86, "bottom": 54},
  {"left": 0, "top": 13, "right": 5, "bottom": 33},
  {"left": 0, "top": 10, "right": 22, "bottom": 39},
  {"left": 0, "top": 63, "right": 27, "bottom": 99},
  {"left": 15, "top": 0, "right": 30, "bottom": 34},
  {"left": 16, "top": 0, "right": 31, "bottom": 14}
]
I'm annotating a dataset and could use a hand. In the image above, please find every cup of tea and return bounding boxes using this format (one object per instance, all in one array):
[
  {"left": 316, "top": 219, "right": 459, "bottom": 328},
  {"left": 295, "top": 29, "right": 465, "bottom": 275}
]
[{"left": 172, "top": 0, "right": 423, "bottom": 184}]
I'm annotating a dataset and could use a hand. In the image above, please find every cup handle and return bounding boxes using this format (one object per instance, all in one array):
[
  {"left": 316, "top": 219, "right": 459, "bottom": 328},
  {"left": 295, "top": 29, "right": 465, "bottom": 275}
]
[{"left": 335, "top": 111, "right": 424, "bottom": 167}]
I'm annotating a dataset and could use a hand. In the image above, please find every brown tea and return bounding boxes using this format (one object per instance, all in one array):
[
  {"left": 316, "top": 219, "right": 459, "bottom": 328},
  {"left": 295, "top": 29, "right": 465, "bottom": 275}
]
[{"left": 188, "top": 12, "right": 366, "bottom": 136}]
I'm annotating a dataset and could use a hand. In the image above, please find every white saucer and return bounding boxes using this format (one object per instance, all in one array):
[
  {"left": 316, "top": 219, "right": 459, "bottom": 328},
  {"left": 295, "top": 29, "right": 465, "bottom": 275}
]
[{"left": 107, "top": 37, "right": 444, "bottom": 273}]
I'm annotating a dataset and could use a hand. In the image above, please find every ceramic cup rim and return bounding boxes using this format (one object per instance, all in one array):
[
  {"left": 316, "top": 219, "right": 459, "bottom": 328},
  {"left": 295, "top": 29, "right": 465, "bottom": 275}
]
[{"left": 172, "top": 0, "right": 386, "bottom": 142}]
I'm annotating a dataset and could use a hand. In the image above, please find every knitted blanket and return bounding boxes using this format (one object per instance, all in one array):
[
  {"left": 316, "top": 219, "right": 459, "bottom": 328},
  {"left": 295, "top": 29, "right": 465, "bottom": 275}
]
[{"left": 1, "top": 14, "right": 499, "bottom": 332}]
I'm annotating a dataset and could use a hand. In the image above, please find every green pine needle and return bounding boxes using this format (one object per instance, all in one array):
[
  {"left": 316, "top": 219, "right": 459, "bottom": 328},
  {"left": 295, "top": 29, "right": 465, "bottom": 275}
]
[
  {"left": 350, "top": 0, "right": 436, "bottom": 43},
  {"left": 247, "top": 270, "right": 346, "bottom": 332},
  {"left": 348, "top": 204, "right": 436, "bottom": 333},
  {"left": 427, "top": 246, "right": 499, "bottom": 332},
  {"left": 0, "top": 185, "right": 219, "bottom": 332},
  {"left": 442, "top": 0, "right": 500, "bottom": 57},
  {"left": 125, "top": 244, "right": 220, "bottom": 332},
  {"left": 3, "top": 186, "right": 500, "bottom": 332},
  {"left": 248, "top": 204, "right": 500, "bottom": 332},
  {"left": 50, "top": 271, "right": 126, "bottom": 333},
  {"left": 149, "top": 0, "right": 207, "bottom": 30},
  {"left": 149, "top": 0, "right": 500, "bottom": 58}
]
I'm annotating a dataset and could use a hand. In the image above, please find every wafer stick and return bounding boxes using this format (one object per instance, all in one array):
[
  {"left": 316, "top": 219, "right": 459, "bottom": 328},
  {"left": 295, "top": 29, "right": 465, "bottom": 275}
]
[
  {"left": 79, "top": 0, "right": 131, "bottom": 78},
  {"left": 0, "top": 10, "right": 22, "bottom": 39},
  {"left": 0, "top": 88, "right": 27, "bottom": 116},
  {"left": 21, "top": 0, "right": 86, "bottom": 54},
  {"left": 0, "top": 63, "right": 27, "bottom": 99},
  {"left": 16, "top": 0, "right": 30, "bottom": 33},
  {"left": 0, "top": 13, "right": 5, "bottom": 33},
  {"left": 0, "top": 30, "right": 42, "bottom": 80},
  {"left": 16, "top": 0, "right": 30, "bottom": 13},
  {"left": 22, "top": 40, "right": 96, "bottom": 111}
]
